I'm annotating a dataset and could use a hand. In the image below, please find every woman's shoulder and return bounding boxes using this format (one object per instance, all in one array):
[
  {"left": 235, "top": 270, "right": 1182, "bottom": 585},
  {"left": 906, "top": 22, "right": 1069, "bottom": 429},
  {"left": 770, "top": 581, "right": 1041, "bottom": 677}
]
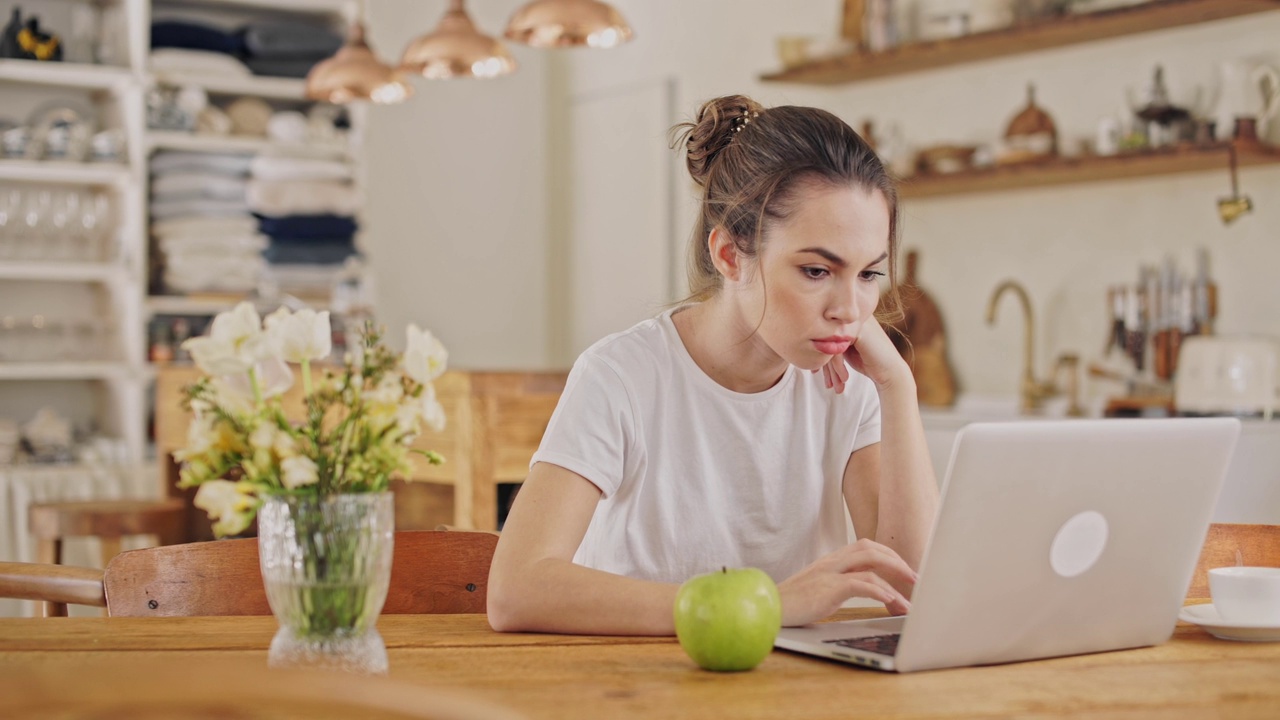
[{"left": 577, "top": 310, "right": 679, "bottom": 370}]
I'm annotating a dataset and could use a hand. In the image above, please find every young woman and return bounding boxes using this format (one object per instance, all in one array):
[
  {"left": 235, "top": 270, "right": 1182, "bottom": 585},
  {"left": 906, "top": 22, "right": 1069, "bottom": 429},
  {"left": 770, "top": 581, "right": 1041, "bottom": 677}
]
[{"left": 487, "top": 95, "right": 938, "bottom": 635}]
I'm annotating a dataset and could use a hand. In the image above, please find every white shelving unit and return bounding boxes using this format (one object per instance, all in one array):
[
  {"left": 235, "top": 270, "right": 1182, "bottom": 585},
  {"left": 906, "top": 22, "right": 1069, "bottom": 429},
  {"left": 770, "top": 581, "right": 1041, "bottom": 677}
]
[
  {"left": 0, "top": 160, "right": 131, "bottom": 185},
  {"left": 0, "top": 262, "right": 122, "bottom": 282},
  {"left": 0, "top": 0, "right": 361, "bottom": 479},
  {"left": 149, "top": 71, "right": 308, "bottom": 100},
  {"left": 0, "top": 59, "right": 134, "bottom": 90},
  {"left": 0, "top": 362, "right": 133, "bottom": 381}
]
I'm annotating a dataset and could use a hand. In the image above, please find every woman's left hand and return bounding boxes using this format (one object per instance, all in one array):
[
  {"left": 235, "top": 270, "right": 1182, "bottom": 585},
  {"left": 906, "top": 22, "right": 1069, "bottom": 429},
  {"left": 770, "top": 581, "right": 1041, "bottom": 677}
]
[{"left": 818, "top": 319, "right": 910, "bottom": 394}]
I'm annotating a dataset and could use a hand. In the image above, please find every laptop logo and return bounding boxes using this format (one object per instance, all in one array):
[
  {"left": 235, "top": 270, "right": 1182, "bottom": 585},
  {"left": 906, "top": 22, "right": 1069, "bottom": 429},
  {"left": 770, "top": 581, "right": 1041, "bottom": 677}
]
[{"left": 1050, "top": 510, "right": 1109, "bottom": 578}]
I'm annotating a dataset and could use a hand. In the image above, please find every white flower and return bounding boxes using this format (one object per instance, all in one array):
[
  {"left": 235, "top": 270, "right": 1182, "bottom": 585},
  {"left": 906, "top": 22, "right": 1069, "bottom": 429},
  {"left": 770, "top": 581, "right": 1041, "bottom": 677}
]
[
  {"left": 249, "top": 422, "right": 277, "bottom": 451},
  {"left": 193, "top": 480, "right": 256, "bottom": 537},
  {"left": 175, "top": 414, "right": 217, "bottom": 460},
  {"left": 281, "top": 455, "right": 319, "bottom": 489},
  {"left": 219, "top": 358, "right": 295, "bottom": 403},
  {"left": 264, "top": 307, "right": 332, "bottom": 363},
  {"left": 272, "top": 430, "right": 298, "bottom": 458},
  {"left": 403, "top": 325, "right": 447, "bottom": 383},
  {"left": 368, "top": 375, "right": 404, "bottom": 406},
  {"left": 183, "top": 302, "right": 274, "bottom": 375},
  {"left": 394, "top": 400, "right": 423, "bottom": 438},
  {"left": 183, "top": 336, "right": 250, "bottom": 376},
  {"left": 420, "top": 383, "right": 446, "bottom": 433}
]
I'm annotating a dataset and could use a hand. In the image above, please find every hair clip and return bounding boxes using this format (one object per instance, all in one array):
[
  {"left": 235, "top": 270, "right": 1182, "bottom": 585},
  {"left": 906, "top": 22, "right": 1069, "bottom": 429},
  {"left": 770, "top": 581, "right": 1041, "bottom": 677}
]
[{"left": 731, "top": 108, "right": 761, "bottom": 138}]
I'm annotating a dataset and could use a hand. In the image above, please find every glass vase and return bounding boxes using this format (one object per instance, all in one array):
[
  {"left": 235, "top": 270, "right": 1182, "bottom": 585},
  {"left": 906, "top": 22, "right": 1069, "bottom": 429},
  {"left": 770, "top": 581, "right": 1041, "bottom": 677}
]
[{"left": 258, "top": 492, "right": 394, "bottom": 674}]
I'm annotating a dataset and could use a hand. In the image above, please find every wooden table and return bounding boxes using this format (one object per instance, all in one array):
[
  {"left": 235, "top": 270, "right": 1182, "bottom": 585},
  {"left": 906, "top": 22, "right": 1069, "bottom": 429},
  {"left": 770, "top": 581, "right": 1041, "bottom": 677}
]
[{"left": 3, "top": 609, "right": 1279, "bottom": 718}]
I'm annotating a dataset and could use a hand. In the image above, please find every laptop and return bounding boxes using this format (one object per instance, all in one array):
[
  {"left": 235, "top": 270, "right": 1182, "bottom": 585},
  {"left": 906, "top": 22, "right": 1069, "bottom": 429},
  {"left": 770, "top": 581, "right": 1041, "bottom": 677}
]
[{"left": 774, "top": 417, "right": 1241, "bottom": 673}]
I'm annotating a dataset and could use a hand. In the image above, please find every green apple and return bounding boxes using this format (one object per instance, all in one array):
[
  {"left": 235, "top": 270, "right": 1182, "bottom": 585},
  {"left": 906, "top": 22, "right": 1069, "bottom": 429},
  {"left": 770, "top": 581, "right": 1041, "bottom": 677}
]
[{"left": 673, "top": 567, "right": 782, "bottom": 672}]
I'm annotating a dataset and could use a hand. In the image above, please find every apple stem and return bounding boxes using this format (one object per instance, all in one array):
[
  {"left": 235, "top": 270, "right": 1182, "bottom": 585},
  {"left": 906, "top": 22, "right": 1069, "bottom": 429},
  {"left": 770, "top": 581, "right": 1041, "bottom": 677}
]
[{"left": 721, "top": 566, "right": 727, "bottom": 573}]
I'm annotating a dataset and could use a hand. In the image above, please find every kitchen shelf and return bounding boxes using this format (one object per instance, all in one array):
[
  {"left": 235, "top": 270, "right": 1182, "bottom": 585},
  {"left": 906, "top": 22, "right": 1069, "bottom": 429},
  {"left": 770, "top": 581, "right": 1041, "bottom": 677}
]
[
  {"left": 145, "top": 294, "right": 328, "bottom": 317},
  {"left": 0, "top": 362, "right": 130, "bottom": 381},
  {"left": 761, "top": 0, "right": 1280, "bottom": 86},
  {"left": 145, "top": 294, "right": 247, "bottom": 317},
  {"left": 0, "top": 160, "right": 131, "bottom": 186},
  {"left": 0, "top": 262, "right": 121, "bottom": 282},
  {"left": 147, "top": 131, "right": 348, "bottom": 158},
  {"left": 899, "top": 142, "right": 1280, "bottom": 199},
  {"left": 157, "top": 0, "right": 350, "bottom": 14},
  {"left": 147, "top": 131, "right": 276, "bottom": 155},
  {"left": 0, "top": 59, "right": 134, "bottom": 90},
  {"left": 149, "top": 72, "right": 307, "bottom": 100}
]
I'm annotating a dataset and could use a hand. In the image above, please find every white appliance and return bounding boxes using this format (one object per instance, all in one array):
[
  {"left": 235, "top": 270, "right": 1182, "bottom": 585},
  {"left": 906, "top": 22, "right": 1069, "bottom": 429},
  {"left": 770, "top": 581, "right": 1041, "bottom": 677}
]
[{"left": 1175, "top": 336, "right": 1279, "bottom": 420}]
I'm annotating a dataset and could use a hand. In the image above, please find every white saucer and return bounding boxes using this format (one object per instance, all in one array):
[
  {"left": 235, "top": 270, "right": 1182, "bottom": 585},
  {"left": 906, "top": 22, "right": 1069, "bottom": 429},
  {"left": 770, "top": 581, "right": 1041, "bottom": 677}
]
[{"left": 1179, "top": 604, "right": 1280, "bottom": 642}]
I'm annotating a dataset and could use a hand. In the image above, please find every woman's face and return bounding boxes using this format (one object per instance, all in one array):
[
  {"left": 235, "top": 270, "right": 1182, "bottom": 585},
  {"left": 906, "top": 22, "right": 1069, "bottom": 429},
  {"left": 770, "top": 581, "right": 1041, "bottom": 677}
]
[{"left": 740, "top": 182, "right": 890, "bottom": 371}]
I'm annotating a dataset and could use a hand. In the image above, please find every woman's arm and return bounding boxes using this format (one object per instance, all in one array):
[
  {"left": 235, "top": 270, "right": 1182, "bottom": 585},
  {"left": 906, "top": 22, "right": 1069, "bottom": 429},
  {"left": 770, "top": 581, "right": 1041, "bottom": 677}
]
[
  {"left": 836, "top": 320, "right": 940, "bottom": 572},
  {"left": 490, "top": 460, "right": 919, "bottom": 633},
  {"left": 486, "top": 461, "right": 681, "bottom": 635},
  {"left": 842, "top": 375, "right": 939, "bottom": 571}
]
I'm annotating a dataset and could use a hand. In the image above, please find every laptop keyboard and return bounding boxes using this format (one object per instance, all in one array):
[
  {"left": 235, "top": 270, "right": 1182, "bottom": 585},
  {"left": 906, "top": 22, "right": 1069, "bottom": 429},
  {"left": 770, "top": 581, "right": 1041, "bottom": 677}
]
[{"left": 824, "top": 633, "right": 901, "bottom": 656}]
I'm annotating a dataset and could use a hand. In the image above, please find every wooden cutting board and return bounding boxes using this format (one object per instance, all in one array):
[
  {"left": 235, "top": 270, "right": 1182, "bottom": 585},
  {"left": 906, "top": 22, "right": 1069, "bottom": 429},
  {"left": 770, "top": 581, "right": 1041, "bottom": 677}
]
[{"left": 885, "top": 250, "right": 957, "bottom": 407}]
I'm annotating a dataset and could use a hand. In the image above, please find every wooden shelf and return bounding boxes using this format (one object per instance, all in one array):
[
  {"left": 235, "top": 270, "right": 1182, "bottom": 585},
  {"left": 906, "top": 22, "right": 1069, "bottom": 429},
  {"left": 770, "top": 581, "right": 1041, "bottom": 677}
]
[
  {"left": 0, "top": 160, "right": 130, "bottom": 186},
  {"left": 0, "top": 59, "right": 134, "bottom": 90},
  {"left": 899, "top": 142, "right": 1280, "bottom": 199},
  {"left": 762, "top": 0, "right": 1280, "bottom": 85}
]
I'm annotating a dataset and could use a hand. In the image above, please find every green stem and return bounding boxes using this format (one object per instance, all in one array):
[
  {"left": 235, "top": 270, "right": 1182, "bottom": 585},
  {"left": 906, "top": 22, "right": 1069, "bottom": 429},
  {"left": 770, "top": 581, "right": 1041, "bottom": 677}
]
[
  {"left": 250, "top": 366, "right": 263, "bottom": 408},
  {"left": 301, "top": 358, "right": 313, "bottom": 397}
]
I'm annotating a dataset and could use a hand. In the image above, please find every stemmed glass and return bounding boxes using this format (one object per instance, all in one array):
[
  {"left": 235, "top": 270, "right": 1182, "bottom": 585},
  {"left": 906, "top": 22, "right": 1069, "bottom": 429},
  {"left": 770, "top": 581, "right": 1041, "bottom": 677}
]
[{"left": 0, "top": 186, "right": 18, "bottom": 259}]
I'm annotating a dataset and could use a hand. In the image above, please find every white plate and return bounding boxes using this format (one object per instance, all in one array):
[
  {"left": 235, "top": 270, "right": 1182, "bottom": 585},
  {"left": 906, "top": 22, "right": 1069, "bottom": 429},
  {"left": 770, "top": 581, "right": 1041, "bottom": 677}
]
[{"left": 1179, "top": 604, "right": 1280, "bottom": 642}]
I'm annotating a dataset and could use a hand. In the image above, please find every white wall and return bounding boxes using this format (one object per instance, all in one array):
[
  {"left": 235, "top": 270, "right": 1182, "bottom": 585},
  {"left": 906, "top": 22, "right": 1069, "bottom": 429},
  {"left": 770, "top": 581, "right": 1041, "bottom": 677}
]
[
  {"left": 367, "top": 1, "right": 1280, "bottom": 398},
  {"left": 365, "top": 0, "right": 552, "bottom": 368}
]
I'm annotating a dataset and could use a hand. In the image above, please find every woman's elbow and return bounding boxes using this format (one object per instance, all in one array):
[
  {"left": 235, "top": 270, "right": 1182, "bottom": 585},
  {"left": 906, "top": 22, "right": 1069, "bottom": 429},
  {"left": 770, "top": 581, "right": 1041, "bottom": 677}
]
[{"left": 485, "top": 565, "right": 529, "bottom": 632}]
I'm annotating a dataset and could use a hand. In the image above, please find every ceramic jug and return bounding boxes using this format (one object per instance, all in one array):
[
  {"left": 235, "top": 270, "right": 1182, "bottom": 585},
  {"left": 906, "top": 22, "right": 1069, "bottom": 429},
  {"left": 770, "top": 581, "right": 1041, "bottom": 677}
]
[{"left": 1213, "top": 58, "right": 1280, "bottom": 141}]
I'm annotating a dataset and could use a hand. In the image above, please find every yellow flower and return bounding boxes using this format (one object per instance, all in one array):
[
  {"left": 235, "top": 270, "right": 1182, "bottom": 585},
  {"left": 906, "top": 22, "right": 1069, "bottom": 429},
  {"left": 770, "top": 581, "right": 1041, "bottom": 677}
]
[
  {"left": 193, "top": 480, "right": 258, "bottom": 537},
  {"left": 281, "top": 455, "right": 319, "bottom": 490}
]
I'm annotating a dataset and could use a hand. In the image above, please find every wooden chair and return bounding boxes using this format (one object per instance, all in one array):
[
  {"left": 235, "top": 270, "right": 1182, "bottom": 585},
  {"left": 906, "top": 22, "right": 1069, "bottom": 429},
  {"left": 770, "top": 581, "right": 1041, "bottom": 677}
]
[
  {"left": 0, "top": 530, "right": 498, "bottom": 617},
  {"left": 0, "top": 658, "right": 525, "bottom": 720},
  {"left": 1185, "top": 523, "right": 1280, "bottom": 603},
  {"left": 26, "top": 498, "right": 187, "bottom": 616}
]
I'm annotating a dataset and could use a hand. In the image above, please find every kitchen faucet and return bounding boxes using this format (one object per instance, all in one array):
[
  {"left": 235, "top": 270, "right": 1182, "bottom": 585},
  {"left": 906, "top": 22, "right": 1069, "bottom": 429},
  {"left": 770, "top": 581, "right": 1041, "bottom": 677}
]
[{"left": 985, "top": 280, "right": 1082, "bottom": 415}]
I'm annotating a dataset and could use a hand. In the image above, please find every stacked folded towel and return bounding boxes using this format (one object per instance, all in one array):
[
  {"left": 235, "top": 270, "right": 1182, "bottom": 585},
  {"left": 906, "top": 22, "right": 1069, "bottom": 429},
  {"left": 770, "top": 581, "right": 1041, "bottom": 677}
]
[
  {"left": 151, "top": 151, "right": 265, "bottom": 294},
  {"left": 247, "top": 148, "right": 360, "bottom": 297},
  {"left": 150, "top": 18, "right": 343, "bottom": 78}
]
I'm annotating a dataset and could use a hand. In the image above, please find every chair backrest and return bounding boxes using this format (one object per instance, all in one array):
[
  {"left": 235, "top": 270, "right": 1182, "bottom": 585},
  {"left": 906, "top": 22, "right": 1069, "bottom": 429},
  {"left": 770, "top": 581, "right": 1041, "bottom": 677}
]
[
  {"left": 103, "top": 530, "right": 499, "bottom": 617},
  {"left": 1186, "top": 523, "right": 1280, "bottom": 602}
]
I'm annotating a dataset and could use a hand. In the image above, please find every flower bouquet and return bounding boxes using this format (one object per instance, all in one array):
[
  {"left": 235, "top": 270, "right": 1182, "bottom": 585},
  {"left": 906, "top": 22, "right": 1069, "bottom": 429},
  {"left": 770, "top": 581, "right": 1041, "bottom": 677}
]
[{"left": 174, "top": 302, "right": 448, "bottom": 673}]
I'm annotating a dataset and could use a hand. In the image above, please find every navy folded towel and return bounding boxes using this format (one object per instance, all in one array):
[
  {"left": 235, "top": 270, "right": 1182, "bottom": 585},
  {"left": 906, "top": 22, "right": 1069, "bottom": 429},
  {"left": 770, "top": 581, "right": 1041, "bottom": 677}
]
[
  {"left": 239, "top": 21, "right": 343, "bottom": 60},
  {"left": 256, "top": 214, "right": 358, "bottom": 240},
  {"left": 264, "top": 237, "right": 357, "bottom": 265},
  {"left": 151, "top": 21, "right": 243, "bottom": 56}
]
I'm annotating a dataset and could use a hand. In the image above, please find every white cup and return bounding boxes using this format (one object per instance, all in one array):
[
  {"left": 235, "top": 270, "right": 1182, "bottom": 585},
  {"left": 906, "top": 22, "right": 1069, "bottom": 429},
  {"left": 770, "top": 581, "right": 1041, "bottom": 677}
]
[{"left": 1209, "top": 567, "right": 1280, "bottom": 625}]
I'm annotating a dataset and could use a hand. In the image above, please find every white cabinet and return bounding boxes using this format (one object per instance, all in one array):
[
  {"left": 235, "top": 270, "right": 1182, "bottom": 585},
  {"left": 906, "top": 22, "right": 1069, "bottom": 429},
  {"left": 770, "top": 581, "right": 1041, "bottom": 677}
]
[
  {"left": 0, "top": 0, "right": 362, "bottom": 569},
  {"left": 920, "top": 410, "right": 1280, "bottom": 524}
]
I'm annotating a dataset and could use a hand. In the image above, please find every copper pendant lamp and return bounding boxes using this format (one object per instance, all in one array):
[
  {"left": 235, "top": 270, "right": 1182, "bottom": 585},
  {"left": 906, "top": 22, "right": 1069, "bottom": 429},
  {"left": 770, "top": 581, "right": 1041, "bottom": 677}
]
[
  {"left": 305, "top": 21, "right": 412, "bottom": 104},
  {"left": 399, "top": 0, "right": 517, "bottom": 80},
  {"left": 504, "top": 0, "right": 634, "bottom": 49}
]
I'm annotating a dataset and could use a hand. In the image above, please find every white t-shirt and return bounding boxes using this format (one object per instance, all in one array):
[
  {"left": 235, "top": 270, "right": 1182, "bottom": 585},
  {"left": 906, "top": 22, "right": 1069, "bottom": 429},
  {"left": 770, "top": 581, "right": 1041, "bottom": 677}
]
[{"left": 530, "top": 307, "right": 882, "bottom": 585}]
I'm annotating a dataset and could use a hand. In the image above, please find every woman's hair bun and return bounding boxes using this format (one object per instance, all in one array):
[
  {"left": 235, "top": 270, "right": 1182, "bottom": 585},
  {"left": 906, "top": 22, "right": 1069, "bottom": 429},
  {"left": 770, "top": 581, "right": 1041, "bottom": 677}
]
[{"left": 670, "top": 95, "right": 766, "bottom": 188}]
